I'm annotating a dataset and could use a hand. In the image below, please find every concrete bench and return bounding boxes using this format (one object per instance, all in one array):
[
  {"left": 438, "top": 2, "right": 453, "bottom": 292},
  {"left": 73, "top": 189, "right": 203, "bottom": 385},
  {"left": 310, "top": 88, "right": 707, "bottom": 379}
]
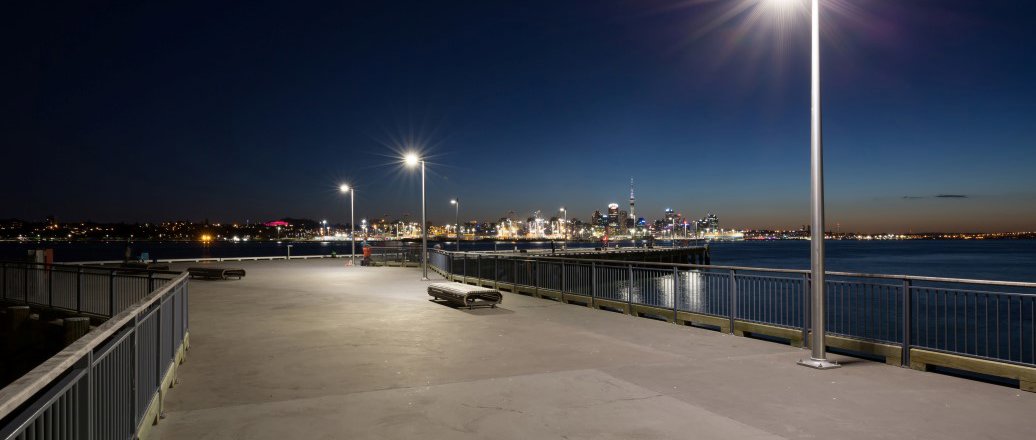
[
  {"left": 187, "top": 267, "right": 246, "bottom": 280},
  {"left": 427, "top": 282, "right": 502, "bottom": 309}
]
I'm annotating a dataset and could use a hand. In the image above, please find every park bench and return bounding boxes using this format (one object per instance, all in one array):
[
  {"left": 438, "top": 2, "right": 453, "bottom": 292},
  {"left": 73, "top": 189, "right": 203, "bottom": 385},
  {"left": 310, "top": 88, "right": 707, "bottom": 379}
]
[
  {"left": 187, "top": 267, "right": 246, "bottom": 280},
  {"left": 427, "top": 282, "right": 502, "bottom": 309}
]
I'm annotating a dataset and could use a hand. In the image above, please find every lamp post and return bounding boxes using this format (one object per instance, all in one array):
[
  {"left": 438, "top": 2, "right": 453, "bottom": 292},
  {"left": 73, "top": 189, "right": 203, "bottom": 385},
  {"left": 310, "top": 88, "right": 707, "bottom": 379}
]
[
  {"left": 405, "top": 153, "right": 428, "bottom": 280},
  {"left": 795, "top": 0, "right": 839, "bottom": 369},
  {"left": 450, "top": 199, "right": 460, "bottom": 251},
  {"left": 559, "top": 207, "right": 567, "bottom": 246},
  {"left": 340, "top": 184, "right": 355, "bottom": 262},
  {"left": 321, "top": 219, "right": 327, "bottom": 237}
]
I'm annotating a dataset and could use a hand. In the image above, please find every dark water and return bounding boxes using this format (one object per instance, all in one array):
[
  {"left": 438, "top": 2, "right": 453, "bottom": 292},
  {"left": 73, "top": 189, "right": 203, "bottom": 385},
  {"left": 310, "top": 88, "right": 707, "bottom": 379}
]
[{"left": 2, "top": 239, "right": 1034, "bottom": 282}]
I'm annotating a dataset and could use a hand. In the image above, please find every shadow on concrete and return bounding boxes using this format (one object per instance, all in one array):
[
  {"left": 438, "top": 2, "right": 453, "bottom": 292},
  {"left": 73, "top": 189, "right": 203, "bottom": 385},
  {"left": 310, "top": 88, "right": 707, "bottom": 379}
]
[
  {"left": 460, "top": 307, "right": 514, "bottom": 316},
  {"left": 427, "top": 299, "right": 513, "bottom": 315}
]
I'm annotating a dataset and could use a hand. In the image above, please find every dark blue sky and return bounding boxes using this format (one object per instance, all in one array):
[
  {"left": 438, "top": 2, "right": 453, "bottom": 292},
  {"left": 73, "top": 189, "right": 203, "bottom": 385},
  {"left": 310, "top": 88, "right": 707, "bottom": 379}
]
[{"left": 3, "top": 0, "right": 1034, "bottom": 232}]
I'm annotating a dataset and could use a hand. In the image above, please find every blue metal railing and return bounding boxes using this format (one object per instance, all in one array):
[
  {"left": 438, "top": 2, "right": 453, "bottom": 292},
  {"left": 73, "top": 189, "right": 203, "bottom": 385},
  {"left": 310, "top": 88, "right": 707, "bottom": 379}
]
[{"left": 429, "top": 249, "right": 1036, "bottom": 370}]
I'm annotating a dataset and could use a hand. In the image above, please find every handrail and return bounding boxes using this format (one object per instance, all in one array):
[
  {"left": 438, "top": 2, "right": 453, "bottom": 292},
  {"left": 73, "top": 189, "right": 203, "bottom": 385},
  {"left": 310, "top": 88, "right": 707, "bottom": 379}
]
[
  {"left": 430, "top": 246, "right": 1036, "bottom": 377},
  {"left": 57, "top": 254, "right": 337, "bottom": 265},
  {"left": 432, "top": 249, "right": 1036, "bottom": 288},
  {"left": 0, "top": 272, "right": 190, "bottom": 422},
  {"left": 0, "top": 260, "right": 181, "bottom": 275}
]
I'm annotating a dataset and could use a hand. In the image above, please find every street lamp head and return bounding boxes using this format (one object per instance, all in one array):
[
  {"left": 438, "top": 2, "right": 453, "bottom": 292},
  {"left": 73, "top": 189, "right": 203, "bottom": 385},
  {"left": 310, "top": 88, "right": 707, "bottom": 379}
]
[
  {"left": 404, "top": 152, "right": 420, "bottom": 167},
  {"left": 450, "top": 199, "right": 457, "bottom": 205},
  {"left": 559, "top": 207, "right": 565, "bottom": 212},
  {"left": 339, "top": 184, "right": 350, "bottom": 193}
]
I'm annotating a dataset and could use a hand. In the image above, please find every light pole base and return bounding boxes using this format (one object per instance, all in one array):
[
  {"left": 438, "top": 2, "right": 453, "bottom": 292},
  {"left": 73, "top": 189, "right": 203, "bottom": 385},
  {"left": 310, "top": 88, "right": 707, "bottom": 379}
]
[{"left": 797, "top": 358, "right": 841, "bottom": 370}]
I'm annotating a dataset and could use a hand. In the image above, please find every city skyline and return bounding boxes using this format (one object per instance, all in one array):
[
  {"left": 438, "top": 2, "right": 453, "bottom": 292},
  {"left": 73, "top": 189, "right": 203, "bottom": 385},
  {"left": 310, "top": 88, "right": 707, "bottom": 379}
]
[{"left": 2, "top": 1, "right": 1035, "bottom": 233}]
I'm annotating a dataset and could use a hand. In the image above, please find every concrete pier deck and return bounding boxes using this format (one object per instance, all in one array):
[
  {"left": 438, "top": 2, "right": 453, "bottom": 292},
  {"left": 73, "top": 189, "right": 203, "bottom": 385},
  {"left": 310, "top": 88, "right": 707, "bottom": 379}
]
[{"left": 152, "top": 259, "right": 1035, "bottom": 439}]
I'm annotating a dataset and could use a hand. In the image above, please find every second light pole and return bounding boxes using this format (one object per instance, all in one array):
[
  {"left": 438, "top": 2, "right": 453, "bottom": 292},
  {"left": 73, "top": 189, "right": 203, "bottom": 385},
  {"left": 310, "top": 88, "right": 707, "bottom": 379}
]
[
  {"left": 559, "top": 207, "right": 567, "bottom": 244},
  {"left": 339, "top": 184, "right": 355, "bottom": 262},
  {"left": 450, "top": 199, "right": 460, "bottom": 251},
  {"left": 405, "top": 153, "right": 428, "bottom": 280}
]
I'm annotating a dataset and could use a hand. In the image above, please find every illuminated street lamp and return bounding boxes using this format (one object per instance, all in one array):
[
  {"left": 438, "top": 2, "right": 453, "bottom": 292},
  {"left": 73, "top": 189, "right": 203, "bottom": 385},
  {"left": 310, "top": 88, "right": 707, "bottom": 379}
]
[
  {"left": 340, "top": 184, "right": 355, "bottom": 261},
  {"left": 450, "top": 199, "right": 460, "bottom": 251},
  {"left": 788, "top": 0, "right": 839, "bottom": 369},
  {"left": 321, "top": 219, "right": 327, "bottom": 236},
  {"left": 404, "top": 152, "right": 428, "bottom": 280},
  {"left": 559, "top": 207, "right": 567, "bottom": 242}
]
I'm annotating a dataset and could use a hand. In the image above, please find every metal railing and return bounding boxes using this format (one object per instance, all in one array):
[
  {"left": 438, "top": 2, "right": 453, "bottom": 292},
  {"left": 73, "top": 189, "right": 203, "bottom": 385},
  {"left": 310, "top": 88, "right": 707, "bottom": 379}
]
[
  {"left": 0, "top": 262, "right": 188, "bottom": 440},
  {"left": 430, "top": 250, "right": 1036, "bottom": 369},
  {"left": 64, "top": 254, "right": 337, "bottom": 266},
  {"left": 367, "top": 244, "right": 423, "bottom": 267},
  {"left": 0, "top": 262, "right": 180, "bottom": 318}
]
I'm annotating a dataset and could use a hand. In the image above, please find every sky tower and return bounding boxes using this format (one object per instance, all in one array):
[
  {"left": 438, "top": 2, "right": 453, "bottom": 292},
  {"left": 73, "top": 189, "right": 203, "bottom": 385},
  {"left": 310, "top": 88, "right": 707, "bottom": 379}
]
[{"left": 629, "top": 177, "right": 636, "bottom": 227}]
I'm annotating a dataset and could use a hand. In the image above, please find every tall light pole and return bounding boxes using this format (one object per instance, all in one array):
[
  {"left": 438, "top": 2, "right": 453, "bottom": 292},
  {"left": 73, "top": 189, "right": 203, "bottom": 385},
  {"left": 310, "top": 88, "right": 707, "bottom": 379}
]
[
  {"left": 797, "top": 0, "right": 839, "bottom": 369},
  {"left": 340, "top": 184, "right": 355, "bottom": 262},
  {"left": 450, "top": 199, "right": 460, "bottom": 251},
  {"left": 559, "top": 207, "right": 567, "bottom": 243},
  {"left": 405, "top": 153, "right": 428, "bottom": 280},
  {"left": 321, "top": 219, "right": 327, "bottom": 237}
]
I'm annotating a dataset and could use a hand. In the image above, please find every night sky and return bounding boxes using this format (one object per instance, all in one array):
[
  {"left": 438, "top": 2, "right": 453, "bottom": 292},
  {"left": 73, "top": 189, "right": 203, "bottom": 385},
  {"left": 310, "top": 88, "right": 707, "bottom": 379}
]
[{"left": 3, "top": 0, "right": 1035, "bottom": 233}]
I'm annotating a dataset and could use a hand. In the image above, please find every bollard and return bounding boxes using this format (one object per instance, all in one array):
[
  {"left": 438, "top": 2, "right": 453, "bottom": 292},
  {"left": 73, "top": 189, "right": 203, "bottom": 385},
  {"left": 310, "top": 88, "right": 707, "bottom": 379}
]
[{"left": 63, "top": 317, "right": 91, "bottom": 345}]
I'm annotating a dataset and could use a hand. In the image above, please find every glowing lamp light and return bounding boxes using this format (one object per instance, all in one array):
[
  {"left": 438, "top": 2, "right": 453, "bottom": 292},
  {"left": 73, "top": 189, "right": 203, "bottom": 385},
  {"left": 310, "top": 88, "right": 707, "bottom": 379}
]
[
  {"left": 404, "top": 152, "right": 420, "bottom": 167},
  {"left": 340, "top": 184, "right": 350, "bottom": 193}
]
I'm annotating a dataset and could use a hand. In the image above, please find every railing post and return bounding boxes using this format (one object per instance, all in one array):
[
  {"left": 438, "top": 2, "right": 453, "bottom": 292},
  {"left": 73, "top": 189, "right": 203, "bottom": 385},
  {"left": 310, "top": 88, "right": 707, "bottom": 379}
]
[
  {"left": 477, "top": 255, "right": 482, "bottom": 284},
  {"left": 77, "top": 266, "right": 83, "bottom": 314},
  {"left": 109, "top": 271, "right": 116, "bottom": 317},
  {"left": 802, "top": 272, "right": 811, "bottom": 347},
  {"left": 591, "top": 261, "right": 597, "bottom": 308},
  {"left": 627, "top": 263, "right": 634, "bottom": 312},
  {"left": 533, "top": 260, "right": 539, "bottom": 297},
  {"left": 156, "top": 292, "right": 163, "bottom": 388},
  {"left": 132, "top": 314, "right": 140, "bottom": 426},
  {"left": 24, "top": 264, "right": 30, "bottom": 304},
  {"left": 672, "top": 266, "right": 679, "bottom": 318},
  {"left": 494, "top": 256, "right": 499, "bottom": 290},
  {"left": 84, "top": 350, "right": 94, "bottom": 440},
  {"left": 47, "top": 265, "right": 53, "bottom": 308},
  {"left": 729, "top": 269, "right": 737, "bottom": 335},
  {"left": 463, "top": 253, "right": 468, "bottom": 281},
  {"left": 148, "top": 271, "right": 155, "bottom": 292},
  {"left": 901, "top": 279, "right": 912, "bottom": 367},
  {"left": 560, "top": 260, "right": 566, "bottom": 303}
]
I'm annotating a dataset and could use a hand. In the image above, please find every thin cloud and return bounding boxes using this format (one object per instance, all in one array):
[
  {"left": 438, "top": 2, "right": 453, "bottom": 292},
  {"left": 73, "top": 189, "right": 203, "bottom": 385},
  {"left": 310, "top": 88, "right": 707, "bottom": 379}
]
[{"left": 902, "top": 194, "right": 969, "bottom": 200}]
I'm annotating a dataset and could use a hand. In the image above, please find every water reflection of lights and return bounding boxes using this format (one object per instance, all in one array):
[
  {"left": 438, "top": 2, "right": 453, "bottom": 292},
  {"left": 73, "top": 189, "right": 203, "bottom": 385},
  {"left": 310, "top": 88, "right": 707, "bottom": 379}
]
[{"left": 625, "top": 270, "right": 710, "bottom": 311}]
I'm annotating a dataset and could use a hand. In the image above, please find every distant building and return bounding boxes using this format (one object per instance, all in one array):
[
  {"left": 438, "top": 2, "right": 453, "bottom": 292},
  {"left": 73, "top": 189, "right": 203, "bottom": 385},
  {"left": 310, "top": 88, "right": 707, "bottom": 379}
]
[
  {"left": 696, "top": 213, "right": 719, "bottom": 233},
  {"left": 606, "top": 203, "right": 621, "bottom": 234}
]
